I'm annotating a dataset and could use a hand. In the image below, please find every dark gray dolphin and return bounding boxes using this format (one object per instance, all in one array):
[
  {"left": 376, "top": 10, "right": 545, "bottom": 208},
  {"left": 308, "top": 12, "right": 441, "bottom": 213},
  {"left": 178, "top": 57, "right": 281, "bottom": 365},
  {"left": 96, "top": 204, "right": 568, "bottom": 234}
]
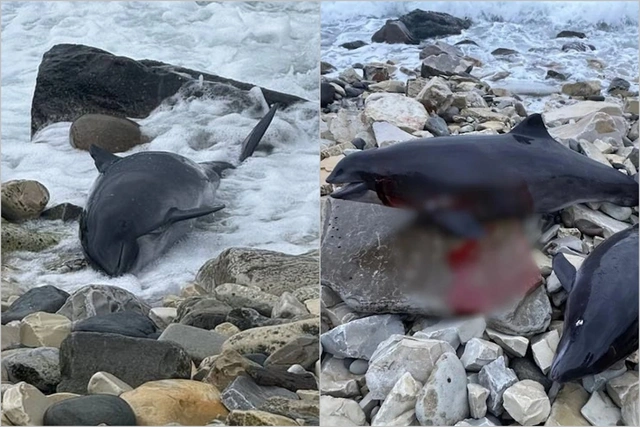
[
  {"left": 549, "top": 224, "right": 638, "bottom": 382},
  {"left": 80, "top": 104, "right": 278, "bottom": 277},
  {"left": 326, "top": 114, "right": 638, "bottom": 238}
]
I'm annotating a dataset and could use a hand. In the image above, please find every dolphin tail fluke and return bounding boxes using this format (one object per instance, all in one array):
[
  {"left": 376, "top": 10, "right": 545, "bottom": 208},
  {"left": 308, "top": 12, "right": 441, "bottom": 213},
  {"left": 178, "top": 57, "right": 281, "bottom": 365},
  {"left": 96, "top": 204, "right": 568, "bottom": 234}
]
[{"left": 238, "top": 103, "right": 279, "bottom": 162}]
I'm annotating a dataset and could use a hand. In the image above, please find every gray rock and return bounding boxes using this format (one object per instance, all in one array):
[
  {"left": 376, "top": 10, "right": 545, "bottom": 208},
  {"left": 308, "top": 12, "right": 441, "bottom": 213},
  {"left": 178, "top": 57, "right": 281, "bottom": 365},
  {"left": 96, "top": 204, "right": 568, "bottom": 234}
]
[
  {"left": 349, "top": 359, "right": 368, "bottom": 376},
  {"left": 69, "top": 113, "right": 148, "bottom": 153},
  {"left": 320, "top": 356, "right": 362, "bottom": 398},
  {"left": 175, "top": 296, "right": 232, "bottom": 330},
  {"left": 531, "top": 330, "right": 560, "bottom": 375},
  {"left": 366, "top": 335, "right": 456, "bottom": 399},
  {"left": 478, "top": 356, "right": 518, "bottom": 416},
  {"left": 372, "top": 372, "right": 422, "bottom": 426},
  {"left": 221, "top": 375, "right": 298, "bottom": 411},
  {"left": 600, "top": 202, "right": 633, "bottom": 222},
  {"left": 545, "top": 382, "right": 590, "bottom": 425},
  {"left": 196, "top": 248, "right": 318, "bottom": 296},
  {"left": 460, "top": 338, "right": 503, "bottom": 372},
  {"left": 56, "top": 284, "right": 150, "bottom": 321},
  {"left": 605, "top": 370, "right": 638, "bottom": 407},
  {"left": 157, "top": 323, "right": 227, "bottom": 364},
  {"left": 580, "top": 390, "right": 621, "bottom": 426},
  {"left": 468, "top": 383, "right": 489, "bottom": 419},
  {"left": 421, "top": 53, "right": 473, "bottom": 78},
  {"left": 292, "top": 286, "right": 320, "bottom": 303},
  {"left": 510, "top": 357, "right": 553, "bottom": 393},
  {"left": 321, "top": 314, "right": 404, "bottom": 360},
  {"left": 487, "top": 285, "right": 551, "bottom": 337},
  {"left": 320, "top": 395, "right": 367, "bottom": 426},
  {"left": 425, "top": 115, "right": 450, "bottom": 136},
  {"left": 272, "top": 292, "right": 309, "bottom": 319},
  {"left": 561, "top": 204, "right": 629, "bottom": 238},
  {"left": 258, "top": 396, "right": 319, "bottom": 425},
  {"left": 323, "top": 303, "right": 363, "bottom": 327},
  {"left": 214, "top": 283, "right": 278, "bottom": 317},
  {"left": 1, "top": 180, "right": 50, "bottom": 222},
  {"left": 415, "top": 323, "right": 461, "bottom": 349},
  {"left": 416, "top": 352, "right": 469, "bottom": 425},
  {"left": 502, "top": 380, "right": 550, "bottom": 425},
  {"left": 485, "top": 329, "right": 529, "bottom": 358},
  {"left": 2, "top": 347, "right": 60, "bottom": 394},
  {"left": 2, "top": 285, "right": 69, "bottom": 324},
  {"left": 622, "top": 386, "right": 639, "bottom": 426},
  {"left": 455, "top": 417, "right": 498, "bottom": 426},
  {"left": 582, "top": 359, "right": 627, "bottom": 393},
  {"left": 264, "top": 335, "right": 319, "bottom": 370}
]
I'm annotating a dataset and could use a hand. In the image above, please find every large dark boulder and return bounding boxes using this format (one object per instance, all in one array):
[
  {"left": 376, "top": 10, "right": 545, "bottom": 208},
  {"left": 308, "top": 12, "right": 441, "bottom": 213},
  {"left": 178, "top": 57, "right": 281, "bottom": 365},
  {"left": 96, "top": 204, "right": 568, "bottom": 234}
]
[
  {"left": 30, "top": 44, "right": 306, "bottom": 137},
  {"left": 371, "top": 20, "right": 419, "bottom": 45},
  {"left": 57, "top": 332, "right": 191, "bottom": 393},
  {"left": 399, "top": 10, "right": 471, "bottom": 39},
  {"left": 44, "top": 395, "right": 136, "bottom": 426},
  {"left": 2, "top": 285, "right": 69, "bottom": 324}
]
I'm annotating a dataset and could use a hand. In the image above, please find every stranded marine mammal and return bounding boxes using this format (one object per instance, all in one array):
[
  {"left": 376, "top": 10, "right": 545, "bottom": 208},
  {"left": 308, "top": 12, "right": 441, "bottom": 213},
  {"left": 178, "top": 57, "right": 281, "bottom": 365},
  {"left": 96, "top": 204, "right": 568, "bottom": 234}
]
[
  {"left": 80, "top": 104, "right": 278, "bottom": 276},
  {"left": 549, "top": 224, "right": 639, "bottom": 382},
  {"left": 326, "top": 114, "right": 638, "bottom": 238}
]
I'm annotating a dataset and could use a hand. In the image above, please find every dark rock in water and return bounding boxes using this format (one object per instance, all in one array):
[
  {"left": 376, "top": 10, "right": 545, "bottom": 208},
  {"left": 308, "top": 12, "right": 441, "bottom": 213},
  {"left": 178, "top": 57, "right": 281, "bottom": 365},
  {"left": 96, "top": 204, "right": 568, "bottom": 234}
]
[
  {"left": 562, "top": 42, "right": 595, "bottom": 52},
  {"left": 399, "top": 9, "right": 471, "bottom": 40},
  {"left": 586, "top": 95, "right": 606, "bottom": 102},
  {"left": 2, "top": 285, "right": 69, "bottom": 324},
  {"left": 31, "top": 44, "right": 305, "bottom": 137},
  {"left": 608, "top": 77, "right": 631, "bottom": 94},
  {"left": 442, "top": 106, "right": 460, "bottom": 123},
  {"left": 41, "top": 203, "right": 83, "bottom": 222},
  {"left": 419, "top": 41, "right": 463, "bottom": 60},
  {"left": 556, "top": 30, "right": 587, "bottom": 39},
  {"left": 321, "top": 82, "right": 335, "bottom": 108},
  {"left": 264, "top": 335, "right": 319, "bottom": 370},
  {"left": 351, "top": 81, "right": 369, "bottom": 89},
  {"left": 259, "top": 396, "right": 320, "bottom": 426},
  {"left": 351, "top": 137, "right": 366, "bottom": 150},
  {"left": 455, "top": 39, "right": 479, "bottom": 47},
  {"left": 425, "top": 115, "right": 450, "bottom": 136},
  {"left": 56, "top": 284, "right": 149, "bottom": 322},
  {"left": 43, "top": 395, "right": 136, "bottom": 426},
  {"left": 221, "top": 375, "right": 299, "bottom": 411},
  {"left": 69, "top": 114, "right": 149, "bottom": 153},
  {"left": 491, "top": 48, "right": 519, "bottom": 56},
  {"left": 72, "top": 311, "right": 158, "bottom": 338},
  {"left": 2, "top": 347, "right": 60, "bottom": 394},
  {"left": 327, "top": 78, "right": 346, "bottom": 88},
  {"left": 226, "top": 308, "right": 288, "bottom": 330},
  {"left": 510, "top": 357, "right": 553, "bottom": 393},
  {"left": 57, "top": 332, "right": 191, "bottom": 393},
  {"left": 421, "top": 53, "right": 473, "bottom": 78},
  {"left": 321, "top": 61, "right": 336, "bottom": 75},
  {"left": 341, "top": 40, "right": 368, "bottom": 50},
  {"left": 344, "top": 86, "right": 364, "bottom": 98},
  {"left": 246, "top": 365, "right": 318, "bottom": 392},
  {"left": 244, "top": 353, "right": 269, "bottom": 366},
  {"left": 158, "top": 323, "right": 227, "bottom": 364},
  {"left": 546, "top": 70, "right": 568, "bottom": 81},
  {"left": 371, "top": 20, "right": 419, "bottom": 45},
  {"left": 175, "top": 296, "right": 231, "bottom": 330}
]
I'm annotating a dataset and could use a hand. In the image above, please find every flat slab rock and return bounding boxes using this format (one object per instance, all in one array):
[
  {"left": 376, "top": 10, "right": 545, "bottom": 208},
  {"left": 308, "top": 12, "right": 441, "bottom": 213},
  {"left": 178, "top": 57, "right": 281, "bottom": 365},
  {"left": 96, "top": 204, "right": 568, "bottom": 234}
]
[
  {"left": 221, "top": 375, "right": 298, "bottom": 411},
  {"left": 2, "top": 286, "right": 69, "bottom": 324},
  {"left": 43, "top": 394, "right": 136, "bottom": 426},
  {"left": 56, "top": 284, "right": 150, "bottom": 322},
  {"left": 71, "top": 311, "right": 159, "bottom": 338}
]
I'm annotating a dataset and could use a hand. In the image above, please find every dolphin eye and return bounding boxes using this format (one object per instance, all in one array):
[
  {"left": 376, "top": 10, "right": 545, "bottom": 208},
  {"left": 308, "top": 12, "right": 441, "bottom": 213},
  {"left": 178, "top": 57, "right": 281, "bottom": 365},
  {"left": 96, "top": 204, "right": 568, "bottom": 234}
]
[{"left": 575, "top": 319, "right": 584, "bottom": 327}]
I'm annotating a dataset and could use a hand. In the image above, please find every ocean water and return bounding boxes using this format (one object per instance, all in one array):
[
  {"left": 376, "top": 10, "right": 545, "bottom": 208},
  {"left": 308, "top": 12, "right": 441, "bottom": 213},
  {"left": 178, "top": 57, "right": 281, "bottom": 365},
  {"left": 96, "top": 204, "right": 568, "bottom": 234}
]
[
  {"left": 321, "top": 1, "right": 639, "bottom": 112},
  {"left": 1, "top": 1, "right": 320, "bottom": 303}
]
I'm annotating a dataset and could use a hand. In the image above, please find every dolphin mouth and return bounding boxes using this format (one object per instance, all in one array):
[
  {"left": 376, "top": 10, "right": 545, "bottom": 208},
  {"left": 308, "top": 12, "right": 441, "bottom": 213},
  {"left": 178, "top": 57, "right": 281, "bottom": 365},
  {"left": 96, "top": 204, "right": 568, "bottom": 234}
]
[{"left": 330, "top": 182, "right": 367, "bottom": 199}]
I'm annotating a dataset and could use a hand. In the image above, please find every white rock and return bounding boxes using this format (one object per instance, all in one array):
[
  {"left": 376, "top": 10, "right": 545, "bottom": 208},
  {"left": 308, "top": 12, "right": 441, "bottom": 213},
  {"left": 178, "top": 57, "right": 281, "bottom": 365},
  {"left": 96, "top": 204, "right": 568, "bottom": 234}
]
[
  {"left": 414, "top": 324, "right": 461, "bottom": 349},
  {"left": 460, "top": 338, "right": 503, "bottom": 372},
  {"left": 328, "top": 109, "right": 371, "bottom": 144},
  {"left": 20, "top": 312, "right": 71, "bottom": 348},
  {"left": 562, "top": 204, "right": 629, "bottom": 238},
  {"left": 416, "top": 352, "right": 469, "bottom": 425},
  {"left": 364, "top": 93, "right": 429, "bottom": 132},
  {"left": 366, "top": 336, "right": 455, "bottom": 399},
  {"left": 372, "top": 121, "right": 416, "bottom": 147},
  {"left": 622, "top": 385, "right": 639, "bottom": 426},
  {"left": 148, "top": 307, "right": 177, "bottom": 329},
  {"left": 503, "top": 380, "right": 551, "bottom": 425},
  {"left": 550, "top": 112, "right": 628, "bottom": 148},
  {"left": 605, "top": 371, "right": 638, "bottom": 407},
  {"left": 578, "top": 139, "right": 613, "bottom": 166},
  {"left": 600, "top": 202, "right": 633, "bottom": 221},
  {"left": 582, "top": 359, "right": 627, "bottom": 393},
  {"left": 372, "top": 372, "right": 422, "bottom": 426},
  {"left": 2, "top": 382, "right": 50, "bottom": 426},
  {"left": 531, "top": 330, "right": 560, "bottom": 374},
  {"left": 321, "top": 356, "right": 361, "bottom": 398},
  {"left": 1, "top": 323, "right": 21, "bottom": 351},
  {"left": 87, "top": 371, "right": 133, "bottom": 396},
  {"left": 478, "top": 356, "right": 518, "bottom": 416},
  {"left": 467, "top": 383, "right": 489, "bottom": 418},
  {"left": 415, "top": 317, "right": 486, "bottom": 349},
  {"left": 320, "top": 395, "right": 367, "bottom": 426},
  {"left": 455, "top": 417, "right": 498, "bottom": 426},
  {"left": 486, "top": 329, "right": 529, "bottom": 358},
  {"left": 580, "top": 390, "right": 621, "bottom": 426},
  {"left": 272, "top": 292, "right": 309, "bottom": 318},
  {"left": 416, "top": 76, "right": 453, "bottom": 112},
  {"left": 543, "top": 101, "right": 623, "bottom": 124}
]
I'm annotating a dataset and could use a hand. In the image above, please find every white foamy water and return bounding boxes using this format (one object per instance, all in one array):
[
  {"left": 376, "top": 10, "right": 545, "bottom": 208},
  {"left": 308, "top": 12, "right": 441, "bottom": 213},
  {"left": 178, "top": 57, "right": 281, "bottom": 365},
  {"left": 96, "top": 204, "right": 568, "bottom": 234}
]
[
  {"left": 322, "top": 1, "right": 638, "bottom": 112},
  {"left": 1, "top": 1, "right": 320, "bottom": 303}
]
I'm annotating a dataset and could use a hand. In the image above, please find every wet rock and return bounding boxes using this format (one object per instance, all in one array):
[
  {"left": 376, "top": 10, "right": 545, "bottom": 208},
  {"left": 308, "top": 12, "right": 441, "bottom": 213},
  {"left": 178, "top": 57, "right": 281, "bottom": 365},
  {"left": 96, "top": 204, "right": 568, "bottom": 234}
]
[
  {"left": 2, "top": 382, "right": 50, "bottom": 426},
  {"left": 421, "top": 53, "right": 473, "bottom": 78},
  {"left": 158, "top": 323, "right": 227, "bottom": 364},
  {"left": 72, "top": 311, "right": 158, "bottom": 338},
  {"left": 478, "top": 356, "right": 518, "bottom": 416},
  {"left": 174, "top": 296, "right": 232, "bottom": 330},
  {"left": 272, "top": 292, "right": 309, "bottom": 319},
  {"left": 40, "top": 203, "right": 83, "bottom": 222},
  {"left": 367, "top": 335, "right": 455, "bottom": 399},
  {"left": 562, "top": 81, "right": 602, "bottom": 98},
  {"left": 503, "top": 380, "right": 551, "bottom": 425},
  {"left": 226, "top": 307, "right": 286, "bottom": 330},
  {"left": 57, "top": 332, "right": 191, "bottom": 393},
  {"left": 341, "top": 40, "right": 368, "bottom": 50},
  {"left": 321, "top": 62, "right": 336, "bottom": 75},
  {"left": 364, "top": 93, "right": 429, "bottom": 131},
  {"left": 87, "top": 371, "right": 133, "bottom": 396},
  {"left": 320, "top": 395, "right": 366, "bottom": 425},
  {"left": 468, "top": 383, "right": 489, "bottom": 419},
  {"left": 580, "top": 390, "right": 621, "bottom": 426},
  {"left": 556, "top": 30, "right": 587, "bottom": 38},
  {"left": 56, "top": 284, "right": 149, "bottom": 321},
  {"left": 321, "top": 314, "right": 404, "bottom": 360},
  {"left": 264, "top": 335, "right": 319, "bottom": 370},
  {"left": 121, "top": 379, "right": 228, "bottom": 426},
  {"left": 2, "top": 347, "right": 60, "bottom": 394},
  {"left": 214, "top": 283, "right": 278, "bottom": 317},
  {"left": 246, "top": 364, "right": 317, "bottom": 392},
  {"left": 222, "top": 318, "right": 319, "bottom": 356},
  {"left": 371, "top": 20, "right": 418, "bottom": 45},
  {"left": 485, "top": 329, "right": 529, "bottom": 358},
  {"left": 20, "top": 312, "right": 71, "bottom": 348},
  {"left": 425, "top": 114, "right": 450, "bottom": 136},
  {"left": 543, "top": 100, "right": 623, "bottom": 123},
  {"left": 622, "top": 386, "right": 639, "bottom": 426},
  {"left": 420, "top": 41, "right": 464, "bottom": 59},
  {"left": 321, "top": 82, "right": 335, "bottom": 108},
  {"left": 608, "top": 77, "right": 631, "bottom": 95},
  {"left": 2, "top": 286, "right": 69, "bottom": 325},
  {"left": 221, "top": 375, "right": 298, "bottom": 411},
  {"left": 43, "top": 394, "right": 136, "bottom": 426},
  {"left": 400, "top": 10, "right": 471, "bottom": 39},
  {"left": 372, "top": 372, "right": 422, "bottom": 426},
  {"left": 545, "top": 382, "right": 590, "bottom": 426},
  {"left": 561, "top": 42, "right": 595, "bottom": 52},
  {"left": 546, "top": 70, "right": 568, "bottom": 81},
  {"left": 460, "top": 338, "right": 503, "bottom": 372},
  {"left": 510, "top": 357, "right": 553, "bottom": 393},
  {"left": 148, "top": 307, "right": 177, "bottom": 329},
  {"left": 416, "top": 352, "right": 469, "bottom": 425},
  {"left": 1, "top": 180, "right": 50, "bottom": 222},
  {"left": 259, "top": 396, "right": 319, "bottom": 425},
  {"left": 69, "top": 114, "right": 149, "bottom": 153},
  {"left": 561, "top": 204, "right": 629, "bottom": 238},
  {"left": 349, "top": 359, "right": 368, "bottom": 375},
  {"left": 582, "top": 359, "right": 627, "bottom": 393},
  {"left": 227, "top": 410, "right": 298, "bottom": 426},
  {"left": 196, "top": 248, "right": 318, "bottom": 296},
  {"left": 487, "top": 285, "right": 551, "bottom": 337},
  {"left": 531, "top": 330, "right": 560, "bottom": 374}
]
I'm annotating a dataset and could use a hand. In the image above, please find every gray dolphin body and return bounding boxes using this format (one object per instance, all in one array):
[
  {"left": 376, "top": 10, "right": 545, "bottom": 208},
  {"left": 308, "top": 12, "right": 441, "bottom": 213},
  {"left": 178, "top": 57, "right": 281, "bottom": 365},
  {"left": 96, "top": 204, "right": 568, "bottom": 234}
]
[
  {"left": 80, "top": 104, "right": 278, "bottom": 276},
  {"left": 326, "top": 114, "right": 638, "bottom": 237},
  {"left": 550, "top": 224, "right": 638, "bottom": 382}
]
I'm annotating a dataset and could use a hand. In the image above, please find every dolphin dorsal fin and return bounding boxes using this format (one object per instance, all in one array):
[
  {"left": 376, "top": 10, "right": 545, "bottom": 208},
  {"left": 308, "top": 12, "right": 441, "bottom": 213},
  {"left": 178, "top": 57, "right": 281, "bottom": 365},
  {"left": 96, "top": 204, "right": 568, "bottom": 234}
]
[
  {"left": 89, "top": 145, "right": 121, "bottom": 173},
  {"left": 510, "top": 114, "right": 554, "bottom": 140},
  {"left": 239, "top": 103, "right": 279, "bottom": 162},
  {"left": 552, "top": 253, "right": 577, "bottom": 293}
]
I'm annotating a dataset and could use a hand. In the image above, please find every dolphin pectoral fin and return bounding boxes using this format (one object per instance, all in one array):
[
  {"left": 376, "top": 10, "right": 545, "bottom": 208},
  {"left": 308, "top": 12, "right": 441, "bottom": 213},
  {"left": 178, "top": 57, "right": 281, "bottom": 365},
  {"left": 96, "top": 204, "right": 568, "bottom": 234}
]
[
  {"left": 552, "top": 253, "right": 576, "bottom": 293},
  {"left": 89, "top": 145, "right": 121, "bottom": 173},
  {"left": 426, "top": 210, "right": 486, "bottom": 239},
  {"left": 239, "top": 103, "right": 279, "bottom": 162},
  {"left": 165, "top": 205, "right": 226, "bottom": 224},
  {"left": 199, "top": 161, "right": 236, "bottom": 180}
]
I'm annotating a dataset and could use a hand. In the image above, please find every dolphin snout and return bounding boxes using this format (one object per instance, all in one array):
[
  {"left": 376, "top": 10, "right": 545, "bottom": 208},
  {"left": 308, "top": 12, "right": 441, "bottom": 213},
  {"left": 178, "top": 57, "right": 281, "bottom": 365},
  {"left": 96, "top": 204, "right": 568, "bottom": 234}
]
[{"left": 88, "top": 240, "right": 138, "bottom": 277}]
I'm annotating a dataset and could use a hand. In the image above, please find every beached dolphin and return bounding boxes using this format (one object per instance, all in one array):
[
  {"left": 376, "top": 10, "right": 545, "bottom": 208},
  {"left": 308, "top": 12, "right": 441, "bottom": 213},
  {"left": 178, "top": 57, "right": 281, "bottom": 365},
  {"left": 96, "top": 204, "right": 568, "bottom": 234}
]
[
  {"left": 549, "top": 224, "right": 638, "bottom": 382},
  {"left": 79, "top": 104, "right": 278, "bottom": 277},
  {"left": 326, "top": 114, "right": 638, "bottom": 238}
]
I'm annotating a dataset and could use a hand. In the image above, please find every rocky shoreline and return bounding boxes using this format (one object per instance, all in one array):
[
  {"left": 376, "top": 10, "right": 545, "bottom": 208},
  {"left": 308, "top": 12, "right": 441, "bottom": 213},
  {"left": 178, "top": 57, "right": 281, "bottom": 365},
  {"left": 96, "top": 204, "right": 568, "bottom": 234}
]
[{"left": 320, "top": 9, "right": 639, "bottom": 427}]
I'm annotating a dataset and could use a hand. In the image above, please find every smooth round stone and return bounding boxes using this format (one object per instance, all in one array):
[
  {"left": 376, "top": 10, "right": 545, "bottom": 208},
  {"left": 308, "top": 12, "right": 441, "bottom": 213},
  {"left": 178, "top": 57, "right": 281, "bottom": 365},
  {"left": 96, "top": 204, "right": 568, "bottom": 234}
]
[
  {"left": 2, "top": 286, "right": 70, "bottom": 325},
  {"left": 72, "top": 311, "right": 158, "bottom": 338},
  {"left": 349, "top": 359, "right": 369, "bottom": 375},
  {"left": 1, "top": 180, "right": 50, "bottom": 222},
  {"left": 43, "top": 394, "right": 136, "bottom": 426},
  {"left": 3, "top": 347, "right": 60, "bottom": 394},
  {"left": 69, "top": 114, "right": 149, "bottom": 153}
]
